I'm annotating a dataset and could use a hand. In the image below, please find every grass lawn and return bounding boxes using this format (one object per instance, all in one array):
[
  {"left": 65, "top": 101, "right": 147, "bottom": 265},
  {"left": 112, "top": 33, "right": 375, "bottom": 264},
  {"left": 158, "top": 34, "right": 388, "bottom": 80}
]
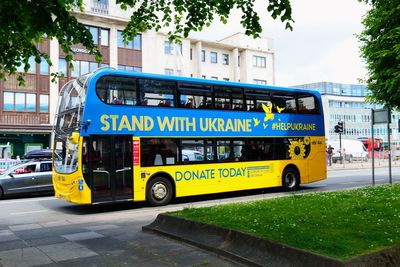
[{"left": 169, "top": 185, "right": 400, "bottom": 259}]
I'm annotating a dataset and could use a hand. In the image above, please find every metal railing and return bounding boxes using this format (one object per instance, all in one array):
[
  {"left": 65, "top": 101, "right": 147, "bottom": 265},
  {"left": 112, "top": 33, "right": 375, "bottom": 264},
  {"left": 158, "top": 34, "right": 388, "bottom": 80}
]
[
  {"left": 91, "top": 1, "right": 109, "bottom": 14},
  {"left": 0, "top": 114, "right": 49, "bottom": 125}
]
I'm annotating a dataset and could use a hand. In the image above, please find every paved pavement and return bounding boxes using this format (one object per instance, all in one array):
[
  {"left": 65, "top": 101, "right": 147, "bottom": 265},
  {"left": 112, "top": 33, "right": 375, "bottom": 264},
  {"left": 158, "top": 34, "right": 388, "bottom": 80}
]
[{"left": 0, "top": 217, "right": 241, "bottom": 267}]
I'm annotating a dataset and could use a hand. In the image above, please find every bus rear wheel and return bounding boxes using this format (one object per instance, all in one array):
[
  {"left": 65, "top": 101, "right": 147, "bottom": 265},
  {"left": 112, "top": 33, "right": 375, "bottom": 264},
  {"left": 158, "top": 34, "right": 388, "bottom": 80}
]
[
  {"left": 146, "top": 177, "right": 173, "bottom": 206},
  {"left": 282, "top": 167, "right": 300, "bottom": 191}
]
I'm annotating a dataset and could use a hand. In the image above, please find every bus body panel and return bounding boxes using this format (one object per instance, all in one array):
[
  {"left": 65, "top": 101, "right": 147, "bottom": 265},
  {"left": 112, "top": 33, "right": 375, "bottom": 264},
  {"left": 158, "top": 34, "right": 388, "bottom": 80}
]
[{"left": 53, "top": 138, "right": 92, "bottom": 204}]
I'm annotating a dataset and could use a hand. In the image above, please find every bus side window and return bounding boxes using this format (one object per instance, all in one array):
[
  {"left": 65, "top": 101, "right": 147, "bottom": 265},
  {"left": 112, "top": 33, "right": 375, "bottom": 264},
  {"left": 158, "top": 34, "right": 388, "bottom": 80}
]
[
  {"left": 272, "top": 93, "right": 296, "bottom": 113},
  {"left": 298, "top": 94, "right": 319, "bottom": 114}
]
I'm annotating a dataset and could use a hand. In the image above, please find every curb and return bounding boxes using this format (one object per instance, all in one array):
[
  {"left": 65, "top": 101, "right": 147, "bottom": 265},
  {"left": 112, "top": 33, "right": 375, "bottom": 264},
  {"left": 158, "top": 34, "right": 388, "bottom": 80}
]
[{"left": 143, "top": 214, "right": 400, "bottom": 267}]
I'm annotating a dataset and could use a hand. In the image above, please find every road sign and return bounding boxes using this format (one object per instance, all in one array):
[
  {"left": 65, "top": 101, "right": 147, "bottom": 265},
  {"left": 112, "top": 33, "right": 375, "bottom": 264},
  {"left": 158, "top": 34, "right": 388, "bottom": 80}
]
[{"left": 372, "top": 108, "right": 391, "bottom": 124}]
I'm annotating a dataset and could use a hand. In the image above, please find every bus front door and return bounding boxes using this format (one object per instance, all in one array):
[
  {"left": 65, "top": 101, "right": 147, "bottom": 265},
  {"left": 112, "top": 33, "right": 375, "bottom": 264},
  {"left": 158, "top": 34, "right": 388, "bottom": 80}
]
[{"left": 90, "top": 135, "right": 133, "bottom": 203}]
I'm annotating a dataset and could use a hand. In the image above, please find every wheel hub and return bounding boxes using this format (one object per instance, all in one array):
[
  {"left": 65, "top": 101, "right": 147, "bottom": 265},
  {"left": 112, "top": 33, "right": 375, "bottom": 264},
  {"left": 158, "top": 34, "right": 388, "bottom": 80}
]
[
  {"left": 152, "top": 183, "right": 167, "bottom": 200},
  {"left": 285, "top": 173, "right": 296, "bottom": 188}
]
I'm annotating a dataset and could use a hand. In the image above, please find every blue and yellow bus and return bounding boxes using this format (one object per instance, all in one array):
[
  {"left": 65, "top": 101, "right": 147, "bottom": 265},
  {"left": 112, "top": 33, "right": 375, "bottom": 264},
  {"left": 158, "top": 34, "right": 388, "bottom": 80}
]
[{"left": 52, "top": 69, "right": 326, "bottom": 205}]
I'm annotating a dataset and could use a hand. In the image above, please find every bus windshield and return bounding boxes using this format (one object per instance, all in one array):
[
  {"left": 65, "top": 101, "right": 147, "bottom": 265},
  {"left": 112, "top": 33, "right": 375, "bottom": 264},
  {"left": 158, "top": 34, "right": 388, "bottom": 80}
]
[{"left": 54, "top": 74, "right": 90, "bottom": 174}]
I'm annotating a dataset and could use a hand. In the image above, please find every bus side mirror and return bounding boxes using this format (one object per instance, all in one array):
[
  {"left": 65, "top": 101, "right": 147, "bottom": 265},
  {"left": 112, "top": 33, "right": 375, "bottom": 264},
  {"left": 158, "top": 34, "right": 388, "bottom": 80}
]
[{"left": 70, "top": 132, "right": 80, "bottom": 144}]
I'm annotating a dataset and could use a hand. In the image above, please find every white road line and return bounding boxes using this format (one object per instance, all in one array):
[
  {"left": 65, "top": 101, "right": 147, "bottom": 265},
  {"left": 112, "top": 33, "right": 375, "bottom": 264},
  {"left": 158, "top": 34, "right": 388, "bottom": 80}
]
[
  {"left": 10, "top": 210, "right": 48, "bottom": 216},
  {"left": 0, "top": 197, "right": 54, "bottom": 205}
]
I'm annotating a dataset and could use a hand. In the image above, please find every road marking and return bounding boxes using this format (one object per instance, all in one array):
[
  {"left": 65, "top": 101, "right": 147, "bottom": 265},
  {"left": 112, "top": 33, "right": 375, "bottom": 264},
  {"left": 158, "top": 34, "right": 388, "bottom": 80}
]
[{"left": 10, "top": 210, "right": 48, "bottom": 216}]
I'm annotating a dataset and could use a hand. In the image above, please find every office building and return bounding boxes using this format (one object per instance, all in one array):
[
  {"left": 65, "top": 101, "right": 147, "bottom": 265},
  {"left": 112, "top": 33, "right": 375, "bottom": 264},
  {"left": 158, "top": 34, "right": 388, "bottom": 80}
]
[{"left": 293, "top": 82, "right": 400, "bottom": 144}]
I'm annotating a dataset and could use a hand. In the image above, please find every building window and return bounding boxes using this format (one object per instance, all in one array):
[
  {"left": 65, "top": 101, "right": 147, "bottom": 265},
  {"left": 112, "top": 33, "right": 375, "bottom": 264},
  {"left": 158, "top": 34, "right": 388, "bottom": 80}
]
[
  {"left": 210, "top": 52, "right": 218, "bottom": 63},
  {"left": 253, "top": 79, "right": 267, "bottom": 85},
  {"left": 223, "top": 78, "right": 229, "bottom": 81},
  {"left": 210, "top": 76, "right": 218, "bottom": 80},
  {"left": 17, "top": 57, "right": 37, "bottom": 73},
  {"left": 40, "top": 57, "right": 49, "bottom": 75},
  {"left": 28, "top": 57, "right": 36, "bottom": 74},
  {"left": 133, "top": 34, "right": 141, "bottom": 50},
  {"left": 201, "top": 50, "right": 206, "bottom": 62},
  {"left": 40, "top": 95, "right": 49, "bottom": 112},
  {"left": 117, "top": 65, "right": 142, "bottom": 72},
  {"left": 26, "top": 94, "right": 36, "bottom": 112},
  {"left": 70, "top": 60, "right": 98, "bottom": 77},
  {"left": 190, "top": 48, "right": 192, "bottom": 60},
  {"left": 164, "top": 41, "right": 173, "bottom": 54},
  {"left": 3, "top": 92, "right": 36, "bottom": 112},
  {"left": 89, "top": 62, "right": 98, "bottom": 72},
  {"left": 117, "top": 31, "right": 141, "bottom": 50},
  {"left": 59, "top": 58, "right": 67, "bottom": 76},
  {"left": 253, "top": 55, "right": 266, "bottom": 68},
  {"left": 222, "top": 54, "right": 229, "bottom": 65},
  {"left": 165, "top": 69, "right": 174, "bottom": 76},
  {"left": 3, "top": 92, "right": 14, "bottom": 111},
  {"left": 81, "top": 61, "right": 89, "bottom": 75},
  {"left": 88, "top": 26, "right": 99, "bottom": 45},
  {"left": 100, "top": 28, "right": 109, "bottom": 46},
  {"left": 164, "top": 41, "right": 182, "bottom": 55}
]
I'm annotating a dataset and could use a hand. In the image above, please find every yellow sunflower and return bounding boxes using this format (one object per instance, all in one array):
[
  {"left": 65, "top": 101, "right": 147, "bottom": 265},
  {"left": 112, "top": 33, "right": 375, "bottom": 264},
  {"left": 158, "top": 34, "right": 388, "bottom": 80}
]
[
  {"left": 303, "top": 136, "right": 310, "bottom": 145},
  {"left": 288, "top": 140, "right": 306, "bottom": 160}
]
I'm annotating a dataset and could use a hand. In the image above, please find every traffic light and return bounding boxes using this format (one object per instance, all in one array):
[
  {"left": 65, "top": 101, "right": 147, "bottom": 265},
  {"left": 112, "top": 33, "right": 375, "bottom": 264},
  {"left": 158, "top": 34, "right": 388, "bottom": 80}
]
[
  {"left": 334, "top": 121, "right": 344, "bottom": 133},
  {"left": 337, "top": 121, "right": 344, "bottom": 133}
]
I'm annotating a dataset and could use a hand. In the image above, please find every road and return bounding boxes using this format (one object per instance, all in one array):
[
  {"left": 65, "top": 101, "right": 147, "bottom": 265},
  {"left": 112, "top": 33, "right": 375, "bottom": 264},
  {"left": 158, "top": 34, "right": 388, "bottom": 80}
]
[
  {"left": 0, "top": 166, "right": 398, "bottom": 266},
  {"left": 1, "top": 166, "right": 398, "bottom": 225}
]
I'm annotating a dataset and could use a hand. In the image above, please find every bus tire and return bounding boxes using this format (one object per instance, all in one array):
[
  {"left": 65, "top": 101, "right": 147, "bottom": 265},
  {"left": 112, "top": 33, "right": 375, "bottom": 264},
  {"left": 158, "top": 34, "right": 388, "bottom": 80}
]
[
  {"left": 146, "top": 176, "right": 173, "bottom": 206},
  {"left": 282, "top": 167, "right": 300, "bottom": 191},
  {"left": 0, "top": 186, "right": 3, "bottom": 198}
]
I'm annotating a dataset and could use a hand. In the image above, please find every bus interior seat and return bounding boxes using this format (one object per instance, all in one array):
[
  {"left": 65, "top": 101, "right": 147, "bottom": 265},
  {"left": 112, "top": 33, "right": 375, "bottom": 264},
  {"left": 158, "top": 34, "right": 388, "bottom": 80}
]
[{"left": 154, "top": 154, "right": 163, "bottom": 166}]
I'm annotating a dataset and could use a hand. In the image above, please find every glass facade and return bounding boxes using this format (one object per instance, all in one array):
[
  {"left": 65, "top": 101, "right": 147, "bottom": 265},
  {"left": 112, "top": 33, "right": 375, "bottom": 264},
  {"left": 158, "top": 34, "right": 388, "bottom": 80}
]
[
  {"left": 294, "top": 82, "right": 367, "bottom": 97},
  {"left": 293, "top": 82, "right": 399, "bottom": 141}
]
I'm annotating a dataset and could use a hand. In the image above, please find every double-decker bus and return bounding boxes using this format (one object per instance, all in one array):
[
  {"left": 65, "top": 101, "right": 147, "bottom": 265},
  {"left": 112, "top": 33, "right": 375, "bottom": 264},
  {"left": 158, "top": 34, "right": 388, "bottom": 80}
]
[{"left": 53, "top": 69, "right": 326, "bottom": 205}]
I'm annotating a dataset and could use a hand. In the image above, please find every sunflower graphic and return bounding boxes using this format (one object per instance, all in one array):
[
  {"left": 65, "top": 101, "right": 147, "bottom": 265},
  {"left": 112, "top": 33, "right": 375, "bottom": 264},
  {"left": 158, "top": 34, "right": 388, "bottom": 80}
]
[
  {"left": 303, "top": 136, "right": 310, "bottom": 145},
  {"left": 288, "top": 140, "right": 306, "bottom": 160}
]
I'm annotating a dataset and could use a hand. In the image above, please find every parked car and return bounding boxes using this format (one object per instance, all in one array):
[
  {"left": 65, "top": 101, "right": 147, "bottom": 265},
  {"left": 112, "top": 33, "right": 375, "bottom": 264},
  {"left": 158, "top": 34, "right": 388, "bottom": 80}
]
[
  {"left": 0, "top": 160, "right": 53, "bottom": 198},
  {"left": 330, "top": 139, "right": 368, "bottom": 163}
]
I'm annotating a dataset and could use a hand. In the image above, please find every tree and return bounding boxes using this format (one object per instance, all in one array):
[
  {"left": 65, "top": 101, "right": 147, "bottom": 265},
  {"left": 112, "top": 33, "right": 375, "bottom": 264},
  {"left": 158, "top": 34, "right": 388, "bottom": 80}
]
[
  {"left": 358, "top": 0, "right": 400, "bottom": 109},
  {"left": 0, "top": 0, "right": 101, "bottom": 82},
  {"left": 0, "top": 0, "right": 293, "bottom": 82}
]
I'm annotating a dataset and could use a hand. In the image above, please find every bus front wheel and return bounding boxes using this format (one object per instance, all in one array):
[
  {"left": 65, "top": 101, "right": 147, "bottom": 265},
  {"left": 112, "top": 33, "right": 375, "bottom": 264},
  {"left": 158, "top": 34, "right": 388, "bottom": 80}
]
[
  {"left": 282, "top": 167, "right": 300, "bottom": 191},
  {"left": 146, "top": 177, "right": 173, "bottom": 206}
]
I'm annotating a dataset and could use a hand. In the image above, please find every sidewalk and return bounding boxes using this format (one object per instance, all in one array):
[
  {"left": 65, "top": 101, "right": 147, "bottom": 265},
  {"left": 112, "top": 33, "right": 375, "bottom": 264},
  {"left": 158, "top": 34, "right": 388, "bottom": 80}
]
[
  {"left": 327, "top": 159, "right": 400, "bottom": 171},
  {"left": 0, "top": 218, "right": 241, "bottom": 267}
]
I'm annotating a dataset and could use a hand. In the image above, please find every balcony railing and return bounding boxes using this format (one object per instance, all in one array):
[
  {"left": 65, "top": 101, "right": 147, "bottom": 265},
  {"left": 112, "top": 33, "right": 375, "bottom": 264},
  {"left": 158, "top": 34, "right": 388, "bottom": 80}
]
[
  {"left": 91, "top": 1, "right": 109, "bottom": 14},
  {"left": 0, "top": 114, "right": 50, "bottom": 125}
]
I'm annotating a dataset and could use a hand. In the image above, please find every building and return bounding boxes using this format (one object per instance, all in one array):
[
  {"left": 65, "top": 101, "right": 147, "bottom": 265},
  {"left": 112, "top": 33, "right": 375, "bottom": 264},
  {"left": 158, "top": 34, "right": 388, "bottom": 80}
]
[
  {"left": 0, "top": 0, "right": 275, "bottom": 159},
  {"left": 293, "top": 82, "right": 400, "bottom": 144}
]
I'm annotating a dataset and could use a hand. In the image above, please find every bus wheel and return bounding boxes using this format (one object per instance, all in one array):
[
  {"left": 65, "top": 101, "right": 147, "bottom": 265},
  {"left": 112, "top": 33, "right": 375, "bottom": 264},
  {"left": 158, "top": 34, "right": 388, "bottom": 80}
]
[
  {"left": 0, "top": 187, "right": 3, "bottom": 198},
  {"left": 146, "top": 177, "right": 173, "bottom": 206},
  {"left": 282, "top": 167, "right": 299, "bottom": 191}
]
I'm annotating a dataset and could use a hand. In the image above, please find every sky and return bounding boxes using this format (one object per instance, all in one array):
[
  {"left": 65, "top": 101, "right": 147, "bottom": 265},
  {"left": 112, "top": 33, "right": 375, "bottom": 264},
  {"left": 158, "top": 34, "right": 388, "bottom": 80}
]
[{"left": 191, "top": 0, "right": 369, "bottom": 87}]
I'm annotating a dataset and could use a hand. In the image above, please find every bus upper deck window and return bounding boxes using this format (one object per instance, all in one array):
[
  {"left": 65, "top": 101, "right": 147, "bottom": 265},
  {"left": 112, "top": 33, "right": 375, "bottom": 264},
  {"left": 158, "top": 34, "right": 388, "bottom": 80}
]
[
  {"left": 298, "top": 94, "right": 319, "bottom": 114},
  {"left": 272, "top": 92, "right": 296, "bottom": 113}
]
